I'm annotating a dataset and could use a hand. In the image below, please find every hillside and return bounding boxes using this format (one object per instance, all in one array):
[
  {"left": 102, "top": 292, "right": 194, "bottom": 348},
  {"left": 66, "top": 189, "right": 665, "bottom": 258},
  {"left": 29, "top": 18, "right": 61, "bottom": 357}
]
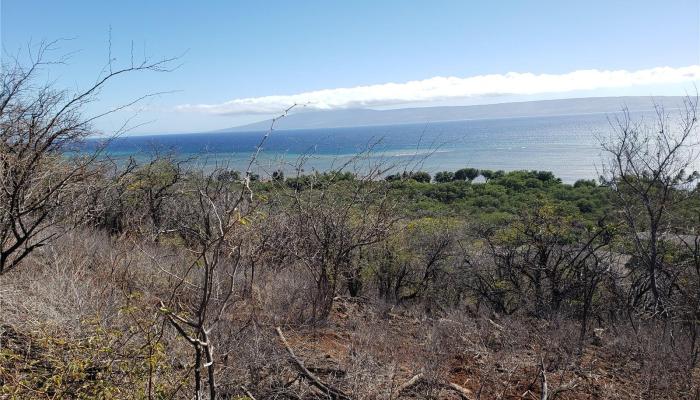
[{"left": 221, "top": 96, "right": 685, "bottom": 132}]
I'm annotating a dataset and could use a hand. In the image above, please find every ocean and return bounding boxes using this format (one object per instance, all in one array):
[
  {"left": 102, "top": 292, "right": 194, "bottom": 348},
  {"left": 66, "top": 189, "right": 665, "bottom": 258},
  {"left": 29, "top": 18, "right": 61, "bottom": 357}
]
[{"left": 89, "top": 112, "right": 626, "bottom": 183}]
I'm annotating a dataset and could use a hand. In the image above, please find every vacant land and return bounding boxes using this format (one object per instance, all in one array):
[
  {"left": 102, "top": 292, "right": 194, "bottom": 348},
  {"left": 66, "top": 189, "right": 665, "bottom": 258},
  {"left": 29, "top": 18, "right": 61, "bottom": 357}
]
[{"left": 1, "top": 56, "right": 699, "bottom": 399}]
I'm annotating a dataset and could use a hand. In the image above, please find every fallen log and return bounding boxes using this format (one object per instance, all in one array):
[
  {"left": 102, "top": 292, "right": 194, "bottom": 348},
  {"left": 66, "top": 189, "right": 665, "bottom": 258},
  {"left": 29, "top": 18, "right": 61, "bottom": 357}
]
[
  {"left": 240, "top": 385, "right": 256, "bottom": 400},
  {"left": 275, "top": 327, "right": 352, "bottom": 400},
  {"left": 391, "top": 372, "right": 472, "bottom": 399},
  {"left": 446, "top": 382, "right": 473, "bottom": 399},
  {"left": 391, "top": 373, "right": 424, "bottom": 399}
]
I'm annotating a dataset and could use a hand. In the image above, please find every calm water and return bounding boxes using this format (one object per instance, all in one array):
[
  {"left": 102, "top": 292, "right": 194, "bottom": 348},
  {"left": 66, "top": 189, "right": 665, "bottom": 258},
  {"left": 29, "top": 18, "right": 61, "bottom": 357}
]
[{"left": 89, "top": 113, "right": 623, "bottom": 183}]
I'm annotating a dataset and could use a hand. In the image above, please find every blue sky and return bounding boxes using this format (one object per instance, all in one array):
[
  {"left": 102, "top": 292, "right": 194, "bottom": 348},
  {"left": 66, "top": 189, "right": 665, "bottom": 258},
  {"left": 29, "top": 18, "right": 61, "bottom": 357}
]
[{"left": 2, "top": 1, "right": 699, "bottom": 133}]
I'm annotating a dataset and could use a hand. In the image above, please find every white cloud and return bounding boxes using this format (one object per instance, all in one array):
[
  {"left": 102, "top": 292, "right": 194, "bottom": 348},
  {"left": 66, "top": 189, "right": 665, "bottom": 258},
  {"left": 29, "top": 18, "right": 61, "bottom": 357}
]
[{"left": 176, "top": 66, "right": 700, "bottom": 115}]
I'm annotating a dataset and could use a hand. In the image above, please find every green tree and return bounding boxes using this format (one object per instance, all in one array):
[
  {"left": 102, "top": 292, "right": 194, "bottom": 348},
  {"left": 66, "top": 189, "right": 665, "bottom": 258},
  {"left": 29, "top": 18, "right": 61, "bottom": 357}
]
[
  {"left": 434, "top": 171, "right": 454, "bottom": 183},
  {"left": 272, "top": 169, "right": 285, "bottom": 182},
  {"left": 573, "top": 179, "right": 596, "bottom": 188},
  {"left": 455, "top": 168, "right": 479, "bottom": 182},
  {"left": 480, "top": 169, "right": 494, "bottom": 182},
  {"left": 385, "top": 173, "right": 401, "bottom": 182},
  {"left": 408, "top": 171, "right": 431, "bottom": 183}
]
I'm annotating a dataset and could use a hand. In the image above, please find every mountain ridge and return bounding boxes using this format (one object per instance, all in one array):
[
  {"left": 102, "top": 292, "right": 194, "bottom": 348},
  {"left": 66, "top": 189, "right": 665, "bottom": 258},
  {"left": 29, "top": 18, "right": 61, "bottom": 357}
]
[{"left": 217, "top": 96, "right": 686, "bottom": 132}]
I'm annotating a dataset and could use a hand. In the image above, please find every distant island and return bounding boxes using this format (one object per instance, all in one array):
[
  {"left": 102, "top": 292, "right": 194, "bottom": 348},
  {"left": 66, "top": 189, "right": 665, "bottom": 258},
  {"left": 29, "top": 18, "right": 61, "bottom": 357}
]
[{"left": 220, "top": 95, "right": 686, "bottom": 132}]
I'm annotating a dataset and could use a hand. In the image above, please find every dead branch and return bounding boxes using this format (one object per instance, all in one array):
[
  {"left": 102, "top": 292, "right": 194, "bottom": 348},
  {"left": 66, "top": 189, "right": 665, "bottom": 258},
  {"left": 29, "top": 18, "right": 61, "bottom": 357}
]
[
  {"left": 391, "top": 373, "right": 423, "bottom": 399},
  {"left": 549, "top": 379, "right": 578, "bottom": 399},
  {"left": 274, "top": 327, "right": 352, "bottom": 400},
  {"left": 391, "top": 372, "right": 472, "bottom": 399},
  {"left": 540, "top": 358, "right": 548, "bottom": 400},
  {"left": 446, "top": 382, "right": 473, "bottom": 399},
  {"left": 240, "top": 385, "right": 256, "bottom": 400}
]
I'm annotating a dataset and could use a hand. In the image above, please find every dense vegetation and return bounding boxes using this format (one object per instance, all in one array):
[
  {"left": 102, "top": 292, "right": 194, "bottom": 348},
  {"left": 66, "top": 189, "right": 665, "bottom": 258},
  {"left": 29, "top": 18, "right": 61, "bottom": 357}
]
[{"left": 2, "top": 49, "right": 700, "bottom": 399}]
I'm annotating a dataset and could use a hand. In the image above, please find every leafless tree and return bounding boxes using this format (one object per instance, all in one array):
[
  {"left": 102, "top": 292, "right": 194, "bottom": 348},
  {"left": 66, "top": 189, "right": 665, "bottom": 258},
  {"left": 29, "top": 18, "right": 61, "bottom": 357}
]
[
  {"left": 600, "top": 96, "right": 699, "bottom": 314},
  {"left": 277, "top": 149, "right": 401, "bottom": 321},
  {"left": 156, "top": 107, "right": 297, "bottom": 399},
  {"left": 158, "top": 172, "right": 244, "bottom": 400},
  {"left": 0, "top": 40, "right": 176, "bottom": 274}
]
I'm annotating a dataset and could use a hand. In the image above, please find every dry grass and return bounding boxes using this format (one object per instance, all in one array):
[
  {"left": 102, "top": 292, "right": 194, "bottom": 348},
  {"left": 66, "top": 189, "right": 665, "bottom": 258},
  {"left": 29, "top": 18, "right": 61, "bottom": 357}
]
[{"left": 1, "top": 229, "right": 698, "bottom": 399}]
